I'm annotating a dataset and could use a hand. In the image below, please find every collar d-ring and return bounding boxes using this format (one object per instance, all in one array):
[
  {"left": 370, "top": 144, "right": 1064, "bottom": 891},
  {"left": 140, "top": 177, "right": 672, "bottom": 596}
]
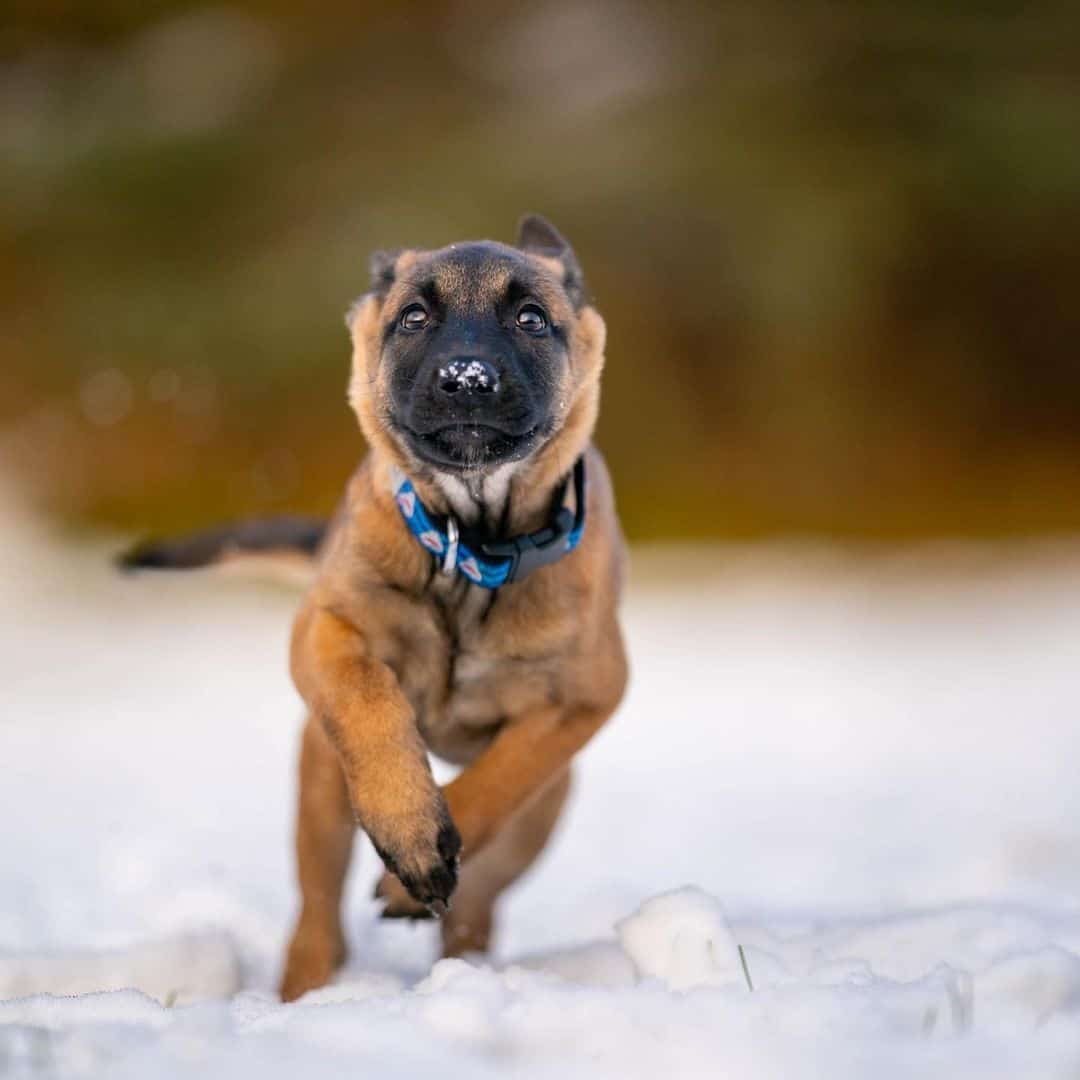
[{"left": 441, "top": 515, "right": 460, "bottom": 576}]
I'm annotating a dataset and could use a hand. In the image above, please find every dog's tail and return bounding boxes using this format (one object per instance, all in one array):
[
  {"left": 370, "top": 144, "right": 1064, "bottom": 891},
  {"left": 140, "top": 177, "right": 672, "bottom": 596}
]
[{"left": 117, "top": 516, "right": 328, "bottom": 576}]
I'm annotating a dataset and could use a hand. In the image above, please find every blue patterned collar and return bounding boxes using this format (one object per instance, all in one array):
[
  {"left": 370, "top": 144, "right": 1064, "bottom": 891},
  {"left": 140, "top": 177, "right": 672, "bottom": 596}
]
[{"left": 392, "top": 456, "right": 586, "bottom": 589}]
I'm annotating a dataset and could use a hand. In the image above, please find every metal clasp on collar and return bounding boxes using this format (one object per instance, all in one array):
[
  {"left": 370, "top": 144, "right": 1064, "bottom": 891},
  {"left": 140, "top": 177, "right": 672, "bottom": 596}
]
[
  {"left": 478, "top": 455, "right": 586, "bottom": 586},
  {"left": 480, "top": 506, "right": 575, "bottom": 585},
  {"left": 441, "top": 515, "right": 460, "bottom": 576}
]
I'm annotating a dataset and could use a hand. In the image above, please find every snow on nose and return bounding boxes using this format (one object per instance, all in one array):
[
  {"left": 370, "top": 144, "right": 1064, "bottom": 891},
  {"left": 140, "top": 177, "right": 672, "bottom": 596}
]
[{"left": 437, "top": 358, "right": 500, "bottom": 395}]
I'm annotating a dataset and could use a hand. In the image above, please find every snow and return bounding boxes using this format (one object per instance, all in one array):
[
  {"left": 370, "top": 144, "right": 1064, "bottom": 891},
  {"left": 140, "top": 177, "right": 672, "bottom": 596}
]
[
  {"left": 439, "top": 359, "right": 495, "bottom": 393},
  {"left": 0, "top": 933, "right": 239, "bottom": 1004},
  {"left": 4, "top": 493, "right": 1080, "bottom": 1077},
  {"left": 615, "top": 887, "right": 744, "bottom": 990}
]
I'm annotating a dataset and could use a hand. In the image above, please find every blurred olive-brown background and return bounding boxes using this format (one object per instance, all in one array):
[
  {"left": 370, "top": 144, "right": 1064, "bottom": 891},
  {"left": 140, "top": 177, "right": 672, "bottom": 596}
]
[{"left": 2, "top": 1, "right": 1078, "bottom": 542}]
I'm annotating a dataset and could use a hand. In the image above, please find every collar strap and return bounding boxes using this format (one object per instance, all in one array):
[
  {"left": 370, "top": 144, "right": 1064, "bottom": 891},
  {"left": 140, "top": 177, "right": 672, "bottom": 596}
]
[{"left": 393, "top": 456, "right": 587, "bottom": 589}]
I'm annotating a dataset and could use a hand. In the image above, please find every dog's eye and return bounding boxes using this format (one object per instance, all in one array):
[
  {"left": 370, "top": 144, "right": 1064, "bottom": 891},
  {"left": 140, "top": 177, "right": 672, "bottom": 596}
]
[
  {"left": 400, "top": 305, "right": 429, "bottom": 331},
  {"left": 516, "top": 304, "right": 547, "bottom": 333}
]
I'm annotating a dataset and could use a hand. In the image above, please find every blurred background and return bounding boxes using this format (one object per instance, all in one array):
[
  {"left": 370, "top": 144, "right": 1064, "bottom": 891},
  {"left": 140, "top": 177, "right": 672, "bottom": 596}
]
[{"left": 2, "top": 0, "right": 1079, "bottom": 542}]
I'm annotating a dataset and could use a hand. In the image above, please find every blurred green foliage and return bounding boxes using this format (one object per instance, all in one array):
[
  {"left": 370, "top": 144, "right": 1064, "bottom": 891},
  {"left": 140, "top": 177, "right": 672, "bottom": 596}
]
[{"left": 2, "top": 0, "right": 1079, "bottom": 539}]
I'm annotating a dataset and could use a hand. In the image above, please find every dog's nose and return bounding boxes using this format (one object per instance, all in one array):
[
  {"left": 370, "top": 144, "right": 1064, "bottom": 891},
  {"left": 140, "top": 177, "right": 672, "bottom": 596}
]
[{"left": 436, "top": 357, "right": 500, "bottom": 396}]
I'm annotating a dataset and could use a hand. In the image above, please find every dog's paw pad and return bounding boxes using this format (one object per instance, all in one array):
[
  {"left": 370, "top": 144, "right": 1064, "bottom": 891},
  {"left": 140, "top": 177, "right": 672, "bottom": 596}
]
[{"left": 374, "top": 872, "right": 430, "bottom": 919}]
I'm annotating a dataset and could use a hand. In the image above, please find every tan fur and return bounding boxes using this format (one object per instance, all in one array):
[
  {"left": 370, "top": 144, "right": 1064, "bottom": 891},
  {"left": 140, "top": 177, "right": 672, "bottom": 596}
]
[
  {"left": 441, "top": 767, "right": 573, "bottom": 957},
  {"left": 280, "top": 239, "right": 627, "bottom": 1001}
]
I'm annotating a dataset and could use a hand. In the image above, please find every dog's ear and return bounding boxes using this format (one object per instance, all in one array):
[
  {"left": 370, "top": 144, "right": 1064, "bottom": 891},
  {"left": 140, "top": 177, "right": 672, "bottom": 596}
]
[
  {"left": 369, "top": 249, "right": 401, "bottom": 298},
  {"left": 517, "top": 214, "right": 570, "bottom": 255},
  {"left": 516, "top": 214, "right": 586, "bottom": 308},
  {"left": 344, "top": 249, "right": 401, "bottom": 330}
]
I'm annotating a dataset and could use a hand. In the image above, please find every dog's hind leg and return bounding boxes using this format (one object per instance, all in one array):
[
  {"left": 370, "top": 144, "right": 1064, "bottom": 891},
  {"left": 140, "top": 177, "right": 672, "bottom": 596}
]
[
  {"left": 440, "top": 767, "right": 572, "bottom": 959},
  {"left": 280, "top": 716, "right": 356, "bottom": 1002}
]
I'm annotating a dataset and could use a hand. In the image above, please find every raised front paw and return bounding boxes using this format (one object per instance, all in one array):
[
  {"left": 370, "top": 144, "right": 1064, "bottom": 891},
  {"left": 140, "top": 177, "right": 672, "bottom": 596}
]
[{"left": 367, "top": 807, "right": 461, "bottom": 917}]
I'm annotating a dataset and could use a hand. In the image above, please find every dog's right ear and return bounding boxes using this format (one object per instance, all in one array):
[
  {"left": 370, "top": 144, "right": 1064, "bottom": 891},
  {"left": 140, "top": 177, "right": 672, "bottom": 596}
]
[
  {"left": 345, "top": 248, "right": 405, "bottom": 331},
  {"left": 369, "top": 249, "right": 401, "bottom": 297}
]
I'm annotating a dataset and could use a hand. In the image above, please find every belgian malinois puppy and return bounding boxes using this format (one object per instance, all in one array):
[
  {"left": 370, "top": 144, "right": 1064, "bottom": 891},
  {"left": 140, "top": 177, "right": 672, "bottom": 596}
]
[{"left": 124, "top": 216, "right": 628, "bottom": 1001}]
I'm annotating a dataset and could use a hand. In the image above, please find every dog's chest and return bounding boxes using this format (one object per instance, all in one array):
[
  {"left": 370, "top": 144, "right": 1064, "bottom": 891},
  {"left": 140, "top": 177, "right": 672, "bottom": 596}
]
[{"left": 397, "top": 580, "right": 558, "bottom": 764}]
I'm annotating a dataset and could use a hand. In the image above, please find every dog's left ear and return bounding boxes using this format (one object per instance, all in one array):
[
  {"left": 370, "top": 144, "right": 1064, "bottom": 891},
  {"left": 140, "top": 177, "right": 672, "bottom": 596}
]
[
  {"left": 516, "top": 214, "right": 586, "bottom": 308},
  {"left": 369, "top": 248, "right": 401, "bottom": 298}
]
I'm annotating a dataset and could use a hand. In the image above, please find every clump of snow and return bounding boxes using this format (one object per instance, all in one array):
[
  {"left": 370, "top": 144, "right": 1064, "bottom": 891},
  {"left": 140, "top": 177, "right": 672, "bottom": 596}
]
[
  {"left": 0, "top": 933, "right": 240, "bottom": 1005},
  {"left": 976, "top": 947, "right": 1080, "bottom": 1032},
  {"left": 615, "top": 886, "right": 742, "bottom": 990}
]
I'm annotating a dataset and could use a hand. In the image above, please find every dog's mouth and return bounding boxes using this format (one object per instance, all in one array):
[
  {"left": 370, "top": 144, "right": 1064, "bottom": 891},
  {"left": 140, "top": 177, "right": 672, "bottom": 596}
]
[{"left": 401, "top": 422, "right": 543, "bottom": 471}]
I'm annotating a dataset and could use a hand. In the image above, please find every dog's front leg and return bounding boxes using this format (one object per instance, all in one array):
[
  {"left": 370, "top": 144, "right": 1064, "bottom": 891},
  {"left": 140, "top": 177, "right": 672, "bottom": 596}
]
[
  {"left": 291, "top": 605, "right": 461, "bottom": 910},
  {"left": 375, "top": 702, "right": 612, "bottom": 920},
  {"left": 444, "top": 701, "right": 614, "bottom": 858}
]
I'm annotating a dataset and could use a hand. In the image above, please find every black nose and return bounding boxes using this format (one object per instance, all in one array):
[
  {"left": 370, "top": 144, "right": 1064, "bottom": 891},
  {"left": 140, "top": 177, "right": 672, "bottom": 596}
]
[{"left": 436, "top": 357, "right": 500, "bottom": 396}]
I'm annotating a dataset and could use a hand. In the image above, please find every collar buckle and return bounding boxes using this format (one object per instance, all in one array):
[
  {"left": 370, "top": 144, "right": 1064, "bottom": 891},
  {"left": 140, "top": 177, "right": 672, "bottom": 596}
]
[{"left": 480, "top": 506, "right": 575, "bottom": 585}]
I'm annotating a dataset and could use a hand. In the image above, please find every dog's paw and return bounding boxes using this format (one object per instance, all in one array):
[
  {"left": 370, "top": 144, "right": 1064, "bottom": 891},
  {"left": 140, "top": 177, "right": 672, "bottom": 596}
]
[{"left": 368, "top": 811, "right": 461, "bottom": 916}]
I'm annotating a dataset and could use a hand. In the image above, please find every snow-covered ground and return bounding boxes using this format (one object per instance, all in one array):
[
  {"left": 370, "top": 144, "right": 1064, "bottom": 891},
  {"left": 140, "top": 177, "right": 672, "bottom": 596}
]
[{"left": 4, "top": 498, "right": 1080, "bottom": 1078}]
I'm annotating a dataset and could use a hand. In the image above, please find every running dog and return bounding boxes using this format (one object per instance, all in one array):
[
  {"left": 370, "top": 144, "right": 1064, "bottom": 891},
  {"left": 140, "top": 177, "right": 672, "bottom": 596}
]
[{"left": 124, "top": 216, "right": 628, "bottom": 1001}]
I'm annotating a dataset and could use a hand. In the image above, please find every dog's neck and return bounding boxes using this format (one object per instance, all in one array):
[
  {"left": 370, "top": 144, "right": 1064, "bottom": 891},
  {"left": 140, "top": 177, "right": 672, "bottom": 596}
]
[
  {"left": 374, "top": 442, "right": 580, "bottom": 543},
  {"left": 414, "top": 453, "right": 573, "bottom": 541},
  {"left": 430, "top": 465, "right": 520, "bottom": 535}
]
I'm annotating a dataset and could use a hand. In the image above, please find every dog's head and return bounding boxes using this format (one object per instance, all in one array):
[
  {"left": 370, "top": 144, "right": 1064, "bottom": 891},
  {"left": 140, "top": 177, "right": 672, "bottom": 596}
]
[{"left": 347, "top": 216, "right": 606, "bottom": 480}]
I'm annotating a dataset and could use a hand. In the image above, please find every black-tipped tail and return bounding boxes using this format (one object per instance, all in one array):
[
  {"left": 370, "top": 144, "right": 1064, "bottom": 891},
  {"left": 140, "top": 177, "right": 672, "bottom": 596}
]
[{"left": 118, "top": 516, "right": 327, "bottom": 572}]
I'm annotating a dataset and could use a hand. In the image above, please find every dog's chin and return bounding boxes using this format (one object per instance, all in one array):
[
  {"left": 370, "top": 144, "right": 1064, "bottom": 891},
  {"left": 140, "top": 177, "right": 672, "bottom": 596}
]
[{"left": 401, "top": 423, "right": 543, "bottom": 474}]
